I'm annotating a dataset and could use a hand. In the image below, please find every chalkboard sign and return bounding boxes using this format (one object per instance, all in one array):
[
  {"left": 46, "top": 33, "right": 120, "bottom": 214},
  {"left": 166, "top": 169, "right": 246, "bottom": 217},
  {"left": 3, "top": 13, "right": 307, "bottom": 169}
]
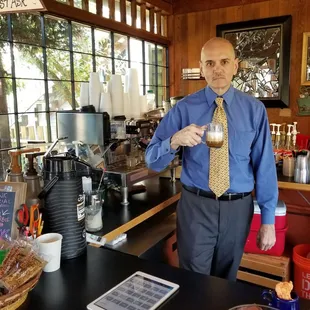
[{"left": 0, "top": 182, "right": 27, "bottom": 240}]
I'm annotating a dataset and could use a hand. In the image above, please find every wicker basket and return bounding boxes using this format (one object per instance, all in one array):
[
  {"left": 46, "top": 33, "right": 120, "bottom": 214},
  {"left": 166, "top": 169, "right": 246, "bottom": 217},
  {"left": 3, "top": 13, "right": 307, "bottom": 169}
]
[{"left": 0, "top": 270, "right": 42, "bottom": 309}]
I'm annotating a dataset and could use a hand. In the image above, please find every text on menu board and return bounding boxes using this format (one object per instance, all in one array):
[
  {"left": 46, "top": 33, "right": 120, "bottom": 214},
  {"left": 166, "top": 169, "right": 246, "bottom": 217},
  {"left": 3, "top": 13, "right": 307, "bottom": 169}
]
[
  {"left": 0, "top": 0, "right": 44, "bottom": 13},
  {"left": 0, "top": 191, "right": 15, "bottom": 238}
]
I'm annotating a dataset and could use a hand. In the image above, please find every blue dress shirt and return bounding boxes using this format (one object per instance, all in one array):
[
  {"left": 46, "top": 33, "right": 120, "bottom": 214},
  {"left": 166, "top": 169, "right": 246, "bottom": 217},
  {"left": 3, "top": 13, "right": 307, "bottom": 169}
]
[{"left": 145, "top": 85, "right": 278, "bottom": 225}]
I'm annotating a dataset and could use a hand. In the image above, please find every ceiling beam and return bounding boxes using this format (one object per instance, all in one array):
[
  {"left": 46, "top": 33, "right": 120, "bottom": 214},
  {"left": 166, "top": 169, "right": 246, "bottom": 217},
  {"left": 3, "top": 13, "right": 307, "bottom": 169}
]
[{"left": 173, "top": 0, "right": 270, "bottom": 15}]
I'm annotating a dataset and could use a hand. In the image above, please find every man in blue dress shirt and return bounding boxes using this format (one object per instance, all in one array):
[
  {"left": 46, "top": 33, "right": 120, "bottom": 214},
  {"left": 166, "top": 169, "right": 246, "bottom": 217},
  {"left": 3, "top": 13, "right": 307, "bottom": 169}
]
[{"left": 145, "top": 37, "right": 278, "bottom": 281}]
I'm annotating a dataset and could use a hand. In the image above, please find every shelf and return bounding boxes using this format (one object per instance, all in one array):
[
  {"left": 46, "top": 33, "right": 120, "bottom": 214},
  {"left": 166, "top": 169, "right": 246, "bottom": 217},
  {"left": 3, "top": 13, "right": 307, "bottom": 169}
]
[{"left": 277, "top": 172, "right": 310, "bottom": 191}]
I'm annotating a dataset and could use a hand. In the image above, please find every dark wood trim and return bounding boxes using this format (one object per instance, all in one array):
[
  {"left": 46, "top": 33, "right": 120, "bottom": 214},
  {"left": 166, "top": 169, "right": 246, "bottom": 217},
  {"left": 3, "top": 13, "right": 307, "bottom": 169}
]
[
  {"left": 131, "top": 0, "right": 137, "bottom": 28},
  {"left": 82, "top": 0, "right": 89, "bottom": 11},
  {"left": 140, "top": 3, "right": 147, "bottom": 30},
  {"left": 156, "top": 10, "right": 161, "bottom": 35},
  {"left": 96, "top": 0, "right": 103, "bottom": 16},
  {"left": 109, "top": 0, "right": 115, "bottom": 19},
  {"left": 173, "top": 0, "right": 270, "bottom": 15},
  {"left": 136, "top": 0, "right": 172, "bottom": 14},
  {"left": 149, "top": 7, "right": 155, "bottom": 33},
  {"left": 68, "top": 0, "right": 74, "bottom": 6},
  {"left": 43, "top": 0, "right": 170, "bottom": 45},
  {"left": 120, "top": 0, "right": 127, "bottom": 23}
]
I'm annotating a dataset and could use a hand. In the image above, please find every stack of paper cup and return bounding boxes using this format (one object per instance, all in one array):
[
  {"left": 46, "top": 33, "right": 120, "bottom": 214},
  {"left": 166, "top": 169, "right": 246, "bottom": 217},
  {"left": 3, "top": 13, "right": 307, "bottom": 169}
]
[
  {"left": 99, "top": 92, "right": 113, "bottom": 117},
  {"left": 89, "top": 72, "right": 101, "bottom": 111},
  {"left": 127, "top": 68, "right": 140, "bottom": 118},
  {"left": 123, "top": 92, "right": 131, "bottom": 120},
  {"left": 80, "top": 82, "right": 89, "bottom": 107},
  {"left": 110, "top": 75, "right": 124, "bottom": 116},
  {"left": 37, "top": 233, "right": 63, "bottom": 272},
  {"left": 140, "top": 95, "right": 148, "bottom": 115}
]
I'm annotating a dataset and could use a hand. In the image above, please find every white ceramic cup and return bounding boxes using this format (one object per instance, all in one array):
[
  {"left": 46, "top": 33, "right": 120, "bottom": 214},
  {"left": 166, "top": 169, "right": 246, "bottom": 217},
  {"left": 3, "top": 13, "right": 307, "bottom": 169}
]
[{"left": 37, "top": 233, "right": 63, "bottom": 272}]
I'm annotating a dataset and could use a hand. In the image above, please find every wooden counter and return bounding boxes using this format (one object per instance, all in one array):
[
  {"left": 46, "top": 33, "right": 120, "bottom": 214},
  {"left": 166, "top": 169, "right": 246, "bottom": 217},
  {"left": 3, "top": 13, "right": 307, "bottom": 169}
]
[{"left": 278, "top": 173, "right": 310, "bottom": 191}]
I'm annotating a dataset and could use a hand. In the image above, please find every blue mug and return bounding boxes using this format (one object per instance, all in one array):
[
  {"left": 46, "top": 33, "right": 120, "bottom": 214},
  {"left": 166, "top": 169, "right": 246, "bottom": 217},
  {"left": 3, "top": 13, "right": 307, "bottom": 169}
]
[{"left": 262, "top": 289, "right": 300, "bottom": 310}]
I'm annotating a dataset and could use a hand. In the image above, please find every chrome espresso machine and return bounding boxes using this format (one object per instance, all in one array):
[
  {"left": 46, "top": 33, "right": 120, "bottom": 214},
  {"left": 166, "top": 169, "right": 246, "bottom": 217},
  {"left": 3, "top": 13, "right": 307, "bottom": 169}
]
[{"left": 56, "top": 108, "right": 179, "bottom": 205}]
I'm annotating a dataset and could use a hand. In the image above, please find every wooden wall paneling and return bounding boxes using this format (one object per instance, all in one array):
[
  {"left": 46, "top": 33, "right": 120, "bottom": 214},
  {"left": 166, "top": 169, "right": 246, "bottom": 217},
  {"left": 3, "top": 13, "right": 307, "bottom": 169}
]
[
  {"left": 156, "top": 10, "right": 161, "bottom": 35},
  {"left": 258, "top": 0, "right": 269, "bottom": 18},
  {"left": 170, "top": 0, "right": 310, "bottom": 135},
  {"left": 96, "top": 0, "right": 103, "bottom": 16},
  {"left": 120, "top": 0, "right": 126, "bottom": 23},
  {"left": 68, "top": 0, "right": 74, "bottom": 6},
  {"left": 109, "top": 0, "right": 115, "bottom": 19},
  {"left": 140, "top": 3, "right": 147, "bottom": 30},
  {"left": 131, "top": 0, "right": 137, "bottom": 28},
  {"left": 173, "top": 0, "right": 270, "bottom": 15},
  {"left": 82, "top": 0, "right": 89, "bottom": 11},
  {"left": 149, "top": 7, "right": 155, "bottom": 33}
]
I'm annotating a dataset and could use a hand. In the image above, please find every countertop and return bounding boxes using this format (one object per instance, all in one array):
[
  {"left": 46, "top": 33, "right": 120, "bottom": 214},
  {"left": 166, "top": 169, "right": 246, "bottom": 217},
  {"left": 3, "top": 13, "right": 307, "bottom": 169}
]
[
  {"left": 97, "top": 177, "right": 182, "bottom": 242},
  {"left": 19, "top": 246, "right": 310, "bottom": 310}
]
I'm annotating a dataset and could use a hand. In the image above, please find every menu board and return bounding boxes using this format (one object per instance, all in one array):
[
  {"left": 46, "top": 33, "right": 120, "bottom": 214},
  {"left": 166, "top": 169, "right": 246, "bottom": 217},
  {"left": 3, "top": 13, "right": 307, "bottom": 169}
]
[{"left": 0, "top": 182, "right": 27, "bottom": 240}]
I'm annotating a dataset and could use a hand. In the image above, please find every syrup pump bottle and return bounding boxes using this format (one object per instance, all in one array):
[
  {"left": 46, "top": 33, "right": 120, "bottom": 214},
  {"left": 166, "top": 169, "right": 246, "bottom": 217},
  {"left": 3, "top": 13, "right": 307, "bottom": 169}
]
[
  {"left": 291, "top": 121, "right": 299, "bottom": 150},
  {"left": 285, "top": 125, "right": 294, "bottom": 150},
  {"left": 5, "top": 148, "right": 40, "bottom": 182},
  {"left": 274, "top": 124, "right": 282, "bottom": 149},
  {"left": 24, "top": 151, "right": 46, "bottom": 207},
  {"left": 280, "top": 123, "right": 287, "bottom": 148},
  {"left": 270, "top": 123, "right": 276, "bottom": 146}
]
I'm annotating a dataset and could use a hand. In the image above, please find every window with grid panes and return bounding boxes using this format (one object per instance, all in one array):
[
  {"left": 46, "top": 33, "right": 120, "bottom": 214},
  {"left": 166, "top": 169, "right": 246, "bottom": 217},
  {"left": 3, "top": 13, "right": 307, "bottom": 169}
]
[{"left": 0, "top": 13, "right": 169, "bottom": 181}]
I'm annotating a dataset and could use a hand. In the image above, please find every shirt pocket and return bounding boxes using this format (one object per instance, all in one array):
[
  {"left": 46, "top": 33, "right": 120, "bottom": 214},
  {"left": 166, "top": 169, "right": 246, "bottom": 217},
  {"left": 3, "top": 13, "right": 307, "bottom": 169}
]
[{"left": 231, "top": 130, "right": 256, "bottom": 160}]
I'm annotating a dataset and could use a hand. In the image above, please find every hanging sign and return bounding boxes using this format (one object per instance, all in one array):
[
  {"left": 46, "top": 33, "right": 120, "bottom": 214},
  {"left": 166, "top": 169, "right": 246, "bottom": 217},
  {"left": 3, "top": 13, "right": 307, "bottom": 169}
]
[{"left": 0, "top": 0, "right": 46, "bottom": 14}]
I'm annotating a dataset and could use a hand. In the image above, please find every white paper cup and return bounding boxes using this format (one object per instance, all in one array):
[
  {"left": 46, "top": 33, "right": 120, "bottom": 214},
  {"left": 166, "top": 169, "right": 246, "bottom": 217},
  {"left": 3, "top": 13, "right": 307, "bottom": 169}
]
[{"left": 37, "top": 233, "right": 63, "bottom": 272}]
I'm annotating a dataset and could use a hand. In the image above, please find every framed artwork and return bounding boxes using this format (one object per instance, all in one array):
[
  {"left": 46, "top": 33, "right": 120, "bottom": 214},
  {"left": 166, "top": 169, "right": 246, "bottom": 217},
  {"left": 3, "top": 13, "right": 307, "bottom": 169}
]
[
  {"left": 301, "top": 32, "right": 310, "bottom": 86},
  {"left": 217, "top": 15, "right": 292, "bottom": 108}
]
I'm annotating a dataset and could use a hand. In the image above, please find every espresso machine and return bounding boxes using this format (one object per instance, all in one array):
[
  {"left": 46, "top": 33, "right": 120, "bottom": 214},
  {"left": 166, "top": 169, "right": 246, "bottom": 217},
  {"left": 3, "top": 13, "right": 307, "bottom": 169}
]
[{"left": 104, "top": 114, "right": 178, "bottom": 205}]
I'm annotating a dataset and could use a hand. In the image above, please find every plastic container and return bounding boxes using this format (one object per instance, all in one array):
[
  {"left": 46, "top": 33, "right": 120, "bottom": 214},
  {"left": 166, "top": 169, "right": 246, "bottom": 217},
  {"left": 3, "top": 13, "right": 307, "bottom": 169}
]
[
  {"left": 251, "top": 200, "right": 287, "bottom": 230},
  {"left": 146, "top": 90, "right": 156, "bottom": 111},
  {"left": 244, "top": 225, "right": 288, "bottom": 256},
  {"left": 293, "top": 244, "right": 310, "bottom": 300}
]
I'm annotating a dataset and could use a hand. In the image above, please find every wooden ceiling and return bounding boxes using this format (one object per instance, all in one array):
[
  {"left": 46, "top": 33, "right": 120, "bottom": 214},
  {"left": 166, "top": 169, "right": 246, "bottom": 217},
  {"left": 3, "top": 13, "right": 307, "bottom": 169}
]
[{"left": 172, "top": 0, "right": 270, "bottom": 14}]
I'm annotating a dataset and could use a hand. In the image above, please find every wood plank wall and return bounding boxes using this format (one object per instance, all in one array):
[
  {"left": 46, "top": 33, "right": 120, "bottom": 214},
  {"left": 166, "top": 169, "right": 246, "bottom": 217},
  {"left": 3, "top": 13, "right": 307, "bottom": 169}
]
[{"left": 169, "top": 0, "right": 310, "bottom": 135}]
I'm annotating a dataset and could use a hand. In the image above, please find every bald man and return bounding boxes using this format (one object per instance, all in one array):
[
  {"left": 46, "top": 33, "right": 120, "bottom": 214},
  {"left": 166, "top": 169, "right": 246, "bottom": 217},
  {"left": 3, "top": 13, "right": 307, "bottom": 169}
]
[{"left": 145, "top": 37, "right": 278, "bottom": 281}]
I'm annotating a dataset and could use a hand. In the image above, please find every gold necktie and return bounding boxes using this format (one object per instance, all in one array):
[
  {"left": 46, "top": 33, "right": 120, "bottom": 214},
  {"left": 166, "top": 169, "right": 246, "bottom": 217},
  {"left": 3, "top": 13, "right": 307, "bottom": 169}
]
[{"left": 209, "top": 97, "right": 230, "bottom": 197}]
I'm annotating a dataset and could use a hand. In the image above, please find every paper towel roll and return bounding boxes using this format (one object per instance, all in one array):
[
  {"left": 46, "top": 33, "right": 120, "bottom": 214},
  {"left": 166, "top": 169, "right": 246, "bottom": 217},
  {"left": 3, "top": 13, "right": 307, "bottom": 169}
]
[
  {"left": 99, "top": 92, "right": 112, "bottom": 117},
  {"left": 140, "top": 95, "right": 148, "bottom": 115},
  {"left": 89, "top": 72, "right": 101, "bottom": 111},
  {"left": 80, "top": 82, "right": 89, "bottom": 107},
  {"left": 110, "top": 75, "right": 124, "bottom": 116},
  {"left": 123, "top": 93, "right": 131, "bottom": 120},
  {"left": 124, "top": 74, "right": 129, "bottom": 93}
]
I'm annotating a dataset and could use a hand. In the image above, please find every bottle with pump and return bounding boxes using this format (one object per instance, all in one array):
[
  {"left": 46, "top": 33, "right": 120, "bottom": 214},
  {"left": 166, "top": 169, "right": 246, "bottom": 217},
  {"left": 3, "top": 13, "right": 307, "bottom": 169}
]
[
  {"left": 24, "top": 151, "right": 46, "bottom": 207},
  {"left": 274, "top": 124, "right": 282, "bottom": 149},
  {"left": 5, "top": 148, "right": 40, "bottom": 182},
  {"left": 291, "top": 121, "right": 299, "bottom": 150},
  {"left": 285, "top": 124, "right": 294, "bottom": 150},
  {"left": 280, "top": 123, "right": 286, "bottom": 148},
  {"left": 270, "top": 123, "right": 276, "bottom": 146}
]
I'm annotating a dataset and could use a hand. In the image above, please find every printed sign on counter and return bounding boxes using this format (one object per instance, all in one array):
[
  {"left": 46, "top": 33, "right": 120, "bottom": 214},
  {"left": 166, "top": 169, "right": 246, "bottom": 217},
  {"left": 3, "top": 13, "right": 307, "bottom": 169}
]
[{"left": 0, "top": 182, "right": 27, "bottom": 239}]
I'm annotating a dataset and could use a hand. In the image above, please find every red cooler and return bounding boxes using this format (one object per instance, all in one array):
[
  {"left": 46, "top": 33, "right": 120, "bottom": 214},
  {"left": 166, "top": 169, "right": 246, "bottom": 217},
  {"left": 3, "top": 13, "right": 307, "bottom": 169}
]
[{"left": 244, "top": 200, "right": 288, "bottom": 256}]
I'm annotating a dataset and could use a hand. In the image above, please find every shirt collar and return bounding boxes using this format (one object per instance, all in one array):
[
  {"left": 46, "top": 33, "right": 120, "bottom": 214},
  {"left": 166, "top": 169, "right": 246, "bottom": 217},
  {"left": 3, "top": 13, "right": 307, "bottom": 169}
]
[{"left": 204, "top": 85, "right": 234, "bottom": 107}]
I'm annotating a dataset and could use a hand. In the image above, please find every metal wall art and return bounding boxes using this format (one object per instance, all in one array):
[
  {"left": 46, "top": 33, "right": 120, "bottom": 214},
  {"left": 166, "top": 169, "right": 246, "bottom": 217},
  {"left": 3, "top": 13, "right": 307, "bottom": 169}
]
[{"left": 217, "top": 15, "right": 292, "bottom": 108}]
